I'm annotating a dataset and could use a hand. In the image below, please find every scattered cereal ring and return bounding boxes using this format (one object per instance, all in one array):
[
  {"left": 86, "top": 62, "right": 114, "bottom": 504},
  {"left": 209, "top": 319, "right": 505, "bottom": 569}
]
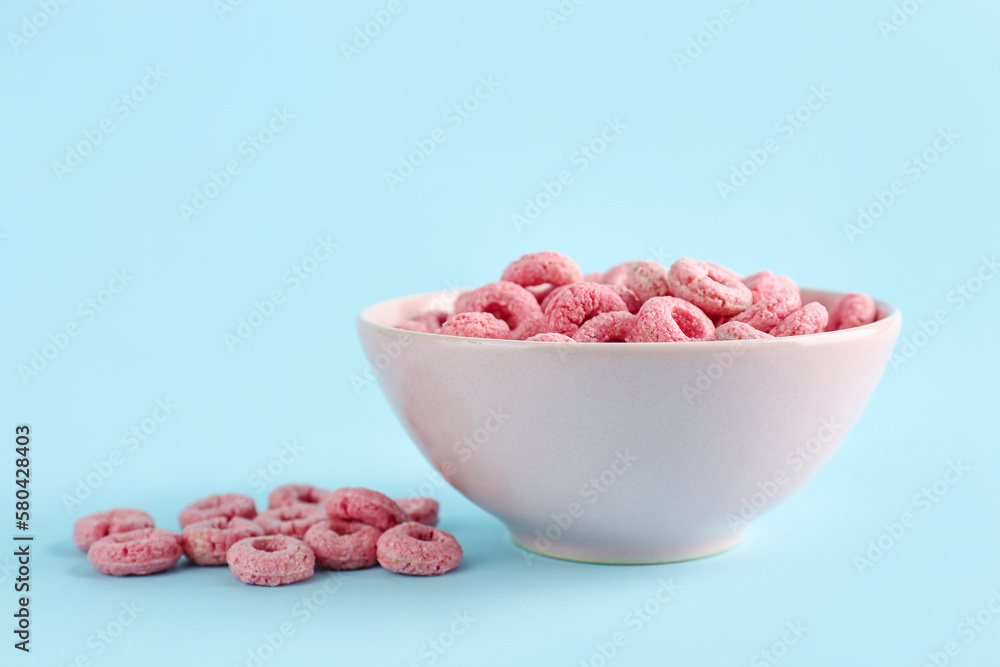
[
  {"left": 772, "top": 302, "right": 830, "bottom": 337},
  {"left": 268, "top": 484, "right": 330, "bottom": 509},
  {"left": 730, "top": 285, "right": 802, "bottom": 333},
  {"left": 454, "top": 281, "right": 545, "bottom": 340},
  {"left": 438, "top": 312, "right": 511, "bottom": 340},
  {"left": 573, "top": 311, "right": 638, "bottom": 343},
  {"left": 748, "top": 274, "right": 798, "bottom": 304},
  {"left": 525, "top": 332, "right": 576, "bottom": 342},
  {"left": 544, "top": 282, "right": 629, "bottom": 336},
  {"left": 395, "top": 312, "right": 447, "bottom": 333},
  {"left": 254, "top": 503, "right": 327, "bottom": 539},
  {"left": 608, "top": 284, "right": 642, "bottom": 314},
  {"left": 501, "top": 252, "right": 582, "bottom": 289},
  {"left": 226, "top": 535, "right": 315, "bottom": 586},
  {"left": 326, "top": 488, "right": 409, "bottom": 531},
  {"left": 178, "top": 493, "right": 256, "bottom": 527},
  {"left": 666, "top": 258, "right": 752, "bottom": 317},
  {"left": 182, "top": 517, "right": 264, "bottom": 566},
  {"left": 376, "top": 522, "right": 463, "bottom": 576},
  {"left": 628, "top": 296, "right": 715, "bottom": 342},
  {"left": 73, "top": 508, "right": 155, "bottom": 552},
  {"left": 304, "top": 519, "right": 381, "bottom": 570},
  {"left": 395, "top": 497, "right": 440, "bottom": 526},
  {"left": 714, "top": 321, "right": 774, "bottom": 340},
  {"left": 87, "top": 528, "right": 183, "bottom": 576},
  {"left": 626, "top": 260, "right": 671, "bottom": 304},
  {"left": 601, "top": 261, "right": 635, "bottom": 287},
  {"left": 828, "top": 293, "right": 877, "bottom": 331}
]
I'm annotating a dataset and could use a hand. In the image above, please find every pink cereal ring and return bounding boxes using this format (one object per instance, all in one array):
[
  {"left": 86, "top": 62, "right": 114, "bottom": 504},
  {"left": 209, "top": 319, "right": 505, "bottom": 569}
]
[
  {"left": 326, "top": 488, "right": 409, "bottom": 531},
  {"left": 628, "top": 296, "right": 715, "bottom": 342},
  {"left": 73, "top": 508, "right": 155, "bottom": 552},
  {"left": 268, "top": 484, "right": 330, "bottom": 510},
  {"left": 742, "top": 270, "right": 774, "bottom": 290},
  {"left": 254, "top": 503, "right": 327, "bottom": 539},
  {"left": 573, "top": 311, "right": 638, "bottom": 343},
  {"left": 304, "top": 519, "right": 381, "bottom": 570},
  {"left": 715, "top": 321, "right": 774, "bottom": 340},
  {"left": 601, "top": 261, "right": 635, "bottom": 287},
  {"left": 455, "top": 281, "right": 545, "bottom": 340},
  {"left": 828, "top": 293, "right": 877, "bottom": 331},
  {"left": 626, "top": 260, "right": 672, "bottom": 303},
  {"left": 438, "top": 312, "right": 511, "bottom": 340},
  {"left": 749, "top": 274, "right": 798, "bottom": 304},
  {"left": 395, "top": 312, "right": 447, "bottom": 333},
  {"left": 501, "top": 251, "right": 582, "bottom": 289},
  {"left": 582, "top": 271, "right": 605, "bottom": 283},
  {"left": 608, "top": 284, "right": 642, "bottom": 314},
  {"left": 178, "top": 493, "right": 256, "bottom": 527},
  {"left": 539, "top": 283, "right": 572, "bottom": 312},
  {"left": 544, "top": 282, "right": 629, "bottom": 336},
  {"left": 226, "top": 535, "right": 315, "bottom": 586},
  {"left": 772, "top": 302, "right": 829, "bottom": 337},
  {"left": 182, "top": 517, "right": 264, "bottom": 566},
  {"left": 395, "top": 497, "right": 440, "bottom": 526},
  {"left": 88, "top": 528, "right": 183, "bottom": 576},
  {"left": 730, "top": 285, "right": 802, "bottom": 333},
  {"left": 376, "top": 522, "right": 463, "bottom": 576},
  {"left": 525, "top": 332, "right": 576, "bottom": 342},
  {"left": 666, "top": 258, "right": 752, "bottom": 317}
]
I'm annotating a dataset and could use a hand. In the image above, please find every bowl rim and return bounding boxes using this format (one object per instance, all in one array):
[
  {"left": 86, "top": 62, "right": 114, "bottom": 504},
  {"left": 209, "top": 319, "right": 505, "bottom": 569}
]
[{"left": 358, "top": 288, "right": 901, "bottom": 349}]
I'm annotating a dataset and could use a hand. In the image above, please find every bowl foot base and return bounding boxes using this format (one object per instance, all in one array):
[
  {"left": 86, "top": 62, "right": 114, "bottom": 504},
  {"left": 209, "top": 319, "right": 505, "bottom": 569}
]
[{"left": 510, "top": 530, "right": 744, "bottom": 565}]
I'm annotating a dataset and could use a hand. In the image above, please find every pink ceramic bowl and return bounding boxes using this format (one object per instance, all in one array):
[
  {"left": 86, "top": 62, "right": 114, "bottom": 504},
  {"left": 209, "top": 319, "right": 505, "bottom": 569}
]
[{"left": 357, "top": 290, "right": 901, "bottom": 564}]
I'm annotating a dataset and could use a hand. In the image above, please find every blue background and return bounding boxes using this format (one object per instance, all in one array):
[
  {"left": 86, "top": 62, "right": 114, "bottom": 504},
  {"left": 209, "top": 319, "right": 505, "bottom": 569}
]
[{"left": 3, "top": 0, "right": 999, "bottom": 665}]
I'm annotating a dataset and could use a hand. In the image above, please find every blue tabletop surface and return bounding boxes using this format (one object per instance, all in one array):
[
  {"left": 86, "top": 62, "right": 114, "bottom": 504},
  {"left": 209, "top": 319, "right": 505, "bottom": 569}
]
[{"left": 4, "top": 1, "right": 999, "bottom": 665}]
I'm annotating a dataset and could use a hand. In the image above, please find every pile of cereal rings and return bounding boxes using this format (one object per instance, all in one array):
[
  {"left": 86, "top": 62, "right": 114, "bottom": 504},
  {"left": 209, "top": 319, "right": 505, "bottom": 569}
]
[
  {"left": 73, "top": 485, "right": 462, "bottom": 585},
  {"left": 395, "top": 252, "right": 878, "bottom": 342}
]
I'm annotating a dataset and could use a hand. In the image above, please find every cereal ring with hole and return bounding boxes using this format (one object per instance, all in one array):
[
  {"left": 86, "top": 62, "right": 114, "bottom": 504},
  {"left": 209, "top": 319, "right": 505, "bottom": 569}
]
[
  {"left": 182, "top": 517, "right": 264, "bottom": 566},
  {"left": 626, "top": 260, "right": 672, "bottom": 304},
  {"left": 525, "top": 332, "right": 576, "bottom": 342},
  {"left": 601, "top": 262, "right": 635, "bottom": 287},
  {"left": 438, "top": 312, "right": 511, "bottom": 340},
  {"left": 73, "top": 508, "right": 155, "bottom": 552},
  {"left": 608, "top": 284, "right": 641, "bottom": 314},
  {"left": 268, "top": 484, "right": 330, "bottom": 510},
  {"left": 376, "top": 522, "right": 463, "bottom": 576},
  {"left": 828, "top": 293, "right": 877, "bottom": 331},
  {"left": 742, "top": 270, "right": 774, "bottom": 290},
  {"left": 666, "top": 258, "right": 752, "bottom": 317},
  {"left": 501, "top": 252, "right": 582, "bottom": 289},
  {"left": 395, "top": 497, "right": 439, "bottom": 526},
  {"left": 772, "top": 302, "right": 829, "bottom": 337},
  {"left": 628, "top": 297, "right": 715, "bottom": 342},
  {"left": 226, "top": 535, "right": 315, "bottom": 586},
  {"left": 178, "top": 493, "right": 256, "bottom": 527},
  {"left": 454, "top": 281, "right": 545, "bottom": 340},
  {"left": 714, "top": 321, "right": 774, "bottom": 340},
  {"left": 573, "top": 311, "right": 638, "bottom": 343},
  {"left": 87, "top": 528, "right": 182, "bottom": 576},
  {"left": 254, "top": 503, "right": 327, "bottom": 539},
  {"left": 304, "top": 519, "right": 381, "bottom": 570},
  {"left": 543, "top": 282, "right": 629, "bottom": 336},
  {"left": 748, "top": 274, "right": 798, "bottom": 304},
  {"left": 325, "top": 488, "right": 409, "bottom": 531},
  {"left": 730, "top": 285, "right": 802, "bottom": 333},
  {"left": 539, "top": 284, "right": 572, "bottom": 312},
  {"left": 395, "top": 312, "right": 447, "bottom": 333}
]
